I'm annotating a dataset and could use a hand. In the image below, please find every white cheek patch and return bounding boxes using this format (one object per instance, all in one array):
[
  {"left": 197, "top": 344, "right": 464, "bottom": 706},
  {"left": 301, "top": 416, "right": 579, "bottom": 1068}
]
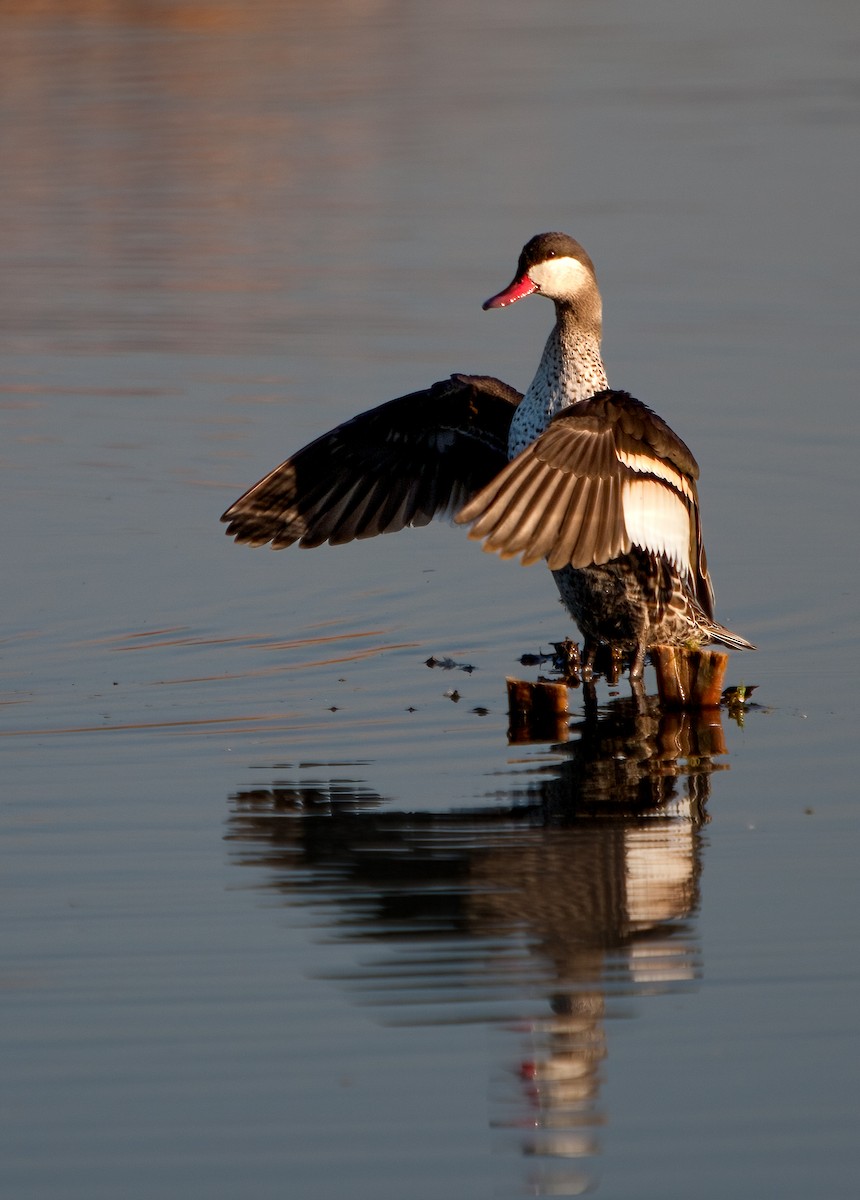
[
  {"left": 616, "top": 448, "right": 695, "bottom": 501},
  {"left": 528, "top": 256, "right": 591, "bottom": 295},
  {"left": 621, "top": 478, "right": 692, "bottom": 571}
]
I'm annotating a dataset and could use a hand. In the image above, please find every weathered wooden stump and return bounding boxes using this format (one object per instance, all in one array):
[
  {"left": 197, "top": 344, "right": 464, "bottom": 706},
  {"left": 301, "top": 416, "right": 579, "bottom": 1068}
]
[
  {"left": 651, "top": 645, "right": 728, "bottom": 709},
  {"left": 506, "top": 677, "right": 570, "bottom": 743}
]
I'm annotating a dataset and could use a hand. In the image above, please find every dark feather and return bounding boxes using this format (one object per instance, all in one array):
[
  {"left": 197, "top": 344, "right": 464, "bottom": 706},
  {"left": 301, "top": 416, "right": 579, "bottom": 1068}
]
[{"left": 221, "top": 374, "right": 521, "bottom": 548}]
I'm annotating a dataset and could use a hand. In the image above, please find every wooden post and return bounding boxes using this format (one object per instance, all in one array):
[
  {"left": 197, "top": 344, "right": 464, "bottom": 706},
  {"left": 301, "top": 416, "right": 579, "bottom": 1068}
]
[
  {"left": 506, "top": 677, "right": 570, "bottom": 743},
  {"left": 650, "top": 645, "right": 728, "bottom": 709}
]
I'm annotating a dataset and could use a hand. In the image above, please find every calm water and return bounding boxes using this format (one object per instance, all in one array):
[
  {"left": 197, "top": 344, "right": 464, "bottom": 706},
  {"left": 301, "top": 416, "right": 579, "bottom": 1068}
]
[{"left": 2, "top": 2, "right": 859, "bottom": 1197}]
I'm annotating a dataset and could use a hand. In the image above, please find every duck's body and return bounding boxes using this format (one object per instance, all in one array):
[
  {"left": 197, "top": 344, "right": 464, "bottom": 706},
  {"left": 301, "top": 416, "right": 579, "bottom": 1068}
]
[{"left": 222, "top": 232, "right": 753, "bottom": 680}]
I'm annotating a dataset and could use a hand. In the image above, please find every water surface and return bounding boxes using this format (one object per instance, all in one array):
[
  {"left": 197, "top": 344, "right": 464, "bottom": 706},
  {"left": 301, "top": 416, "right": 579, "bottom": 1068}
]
[{"left": 2, "top": 2, "right": 859, "bottom": 1198}]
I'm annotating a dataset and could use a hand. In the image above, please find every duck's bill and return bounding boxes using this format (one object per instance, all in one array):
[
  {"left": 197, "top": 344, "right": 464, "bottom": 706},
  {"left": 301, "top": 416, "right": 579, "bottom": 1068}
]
[{"left": 482, "top": 274, "right": 538, "bottom": 310}]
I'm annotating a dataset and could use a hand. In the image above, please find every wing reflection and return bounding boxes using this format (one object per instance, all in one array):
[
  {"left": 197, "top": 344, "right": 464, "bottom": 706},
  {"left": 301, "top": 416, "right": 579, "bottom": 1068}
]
[{"left": 226, "top": 695, "right": 727, "bottom": 1196}]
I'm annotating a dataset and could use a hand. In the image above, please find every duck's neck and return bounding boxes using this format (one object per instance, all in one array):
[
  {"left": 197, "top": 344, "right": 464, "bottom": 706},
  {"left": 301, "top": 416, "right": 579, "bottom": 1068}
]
[{"left": 508, "top": 311, "right": 608, "bottom": 458}]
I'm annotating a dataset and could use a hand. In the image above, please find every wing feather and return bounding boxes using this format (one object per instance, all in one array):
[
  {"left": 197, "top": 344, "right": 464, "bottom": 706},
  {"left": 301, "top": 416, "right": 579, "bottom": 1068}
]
[
  {"left": 221, "top": 374, "right": 521, "bottom": 548},
  {"left": 457, "top": 389, "right": 713, "bottom": 605}
]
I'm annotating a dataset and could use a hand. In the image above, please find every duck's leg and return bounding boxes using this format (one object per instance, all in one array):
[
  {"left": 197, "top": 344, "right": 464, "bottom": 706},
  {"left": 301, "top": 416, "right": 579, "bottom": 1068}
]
[
  {"left": 629, "top": 672, "right": 647, "bottom": 710},
  {"left": 629, "top": 640, "right": 648, "bottom": 681},
  {"left": 581, "top": 637, "right": 598, "bottom": 678}
]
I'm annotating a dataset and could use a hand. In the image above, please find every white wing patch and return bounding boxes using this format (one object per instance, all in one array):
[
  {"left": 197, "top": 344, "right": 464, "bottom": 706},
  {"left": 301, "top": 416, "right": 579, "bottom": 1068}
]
[
  {"left": 621, "top": 478, "right": 692, "bottom": 572},
  {"left": 616, "top": 448, "right": 694, "bottom": 500}
]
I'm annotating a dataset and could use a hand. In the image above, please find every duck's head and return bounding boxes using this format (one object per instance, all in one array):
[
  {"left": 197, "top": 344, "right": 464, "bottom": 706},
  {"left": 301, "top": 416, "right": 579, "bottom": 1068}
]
[{"left": 483, "top": 232, "right": 602, "bottom": 332}]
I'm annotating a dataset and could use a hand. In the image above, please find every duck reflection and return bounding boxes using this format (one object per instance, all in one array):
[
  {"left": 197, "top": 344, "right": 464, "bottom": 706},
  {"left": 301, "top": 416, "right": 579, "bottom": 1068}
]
[{"left": 226, "top": 695, "right": 728, "bottom": 1196}]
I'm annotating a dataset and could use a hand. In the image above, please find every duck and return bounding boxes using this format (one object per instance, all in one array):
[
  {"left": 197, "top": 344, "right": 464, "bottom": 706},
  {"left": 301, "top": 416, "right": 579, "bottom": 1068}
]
[{"left": 221, "top": 232, "right": 754, "bottom": 680}]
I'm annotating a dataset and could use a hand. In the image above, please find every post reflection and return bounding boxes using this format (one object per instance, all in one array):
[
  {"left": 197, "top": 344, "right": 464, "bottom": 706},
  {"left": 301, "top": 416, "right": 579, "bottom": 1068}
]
[{"left": 226, "top": 695, "right": 728, "bottom": 1196}]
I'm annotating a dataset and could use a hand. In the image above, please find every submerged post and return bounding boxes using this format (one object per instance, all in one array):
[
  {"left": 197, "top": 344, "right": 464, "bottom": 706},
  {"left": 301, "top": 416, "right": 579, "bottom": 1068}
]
[
  {"left": 506, "top": 677, "right": 570, "bottom": 743},
  {"left": 650, "top": 645, "right": 728, "bottom": 709}
]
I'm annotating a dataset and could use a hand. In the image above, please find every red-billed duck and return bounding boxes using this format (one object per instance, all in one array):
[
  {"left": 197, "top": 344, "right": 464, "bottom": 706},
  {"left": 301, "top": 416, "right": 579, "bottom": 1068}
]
[{"left": 222, "top": 232, "right": 754, "bottom": 680}]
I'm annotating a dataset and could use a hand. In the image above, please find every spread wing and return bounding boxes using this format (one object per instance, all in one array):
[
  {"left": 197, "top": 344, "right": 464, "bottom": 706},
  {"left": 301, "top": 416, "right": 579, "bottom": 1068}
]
[
  {"left": 221, "top": 374, "right": 521, "bottom": 549},
  {"left": 455, "top": 390, "right": 716, "bottom": 617}
]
